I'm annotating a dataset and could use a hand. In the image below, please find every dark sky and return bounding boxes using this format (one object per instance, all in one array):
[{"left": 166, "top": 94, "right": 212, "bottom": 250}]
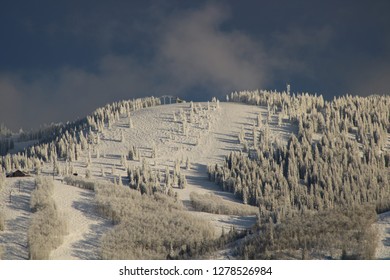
[{"left": 1, "top": 0, "right": 389, "bottom": 131}]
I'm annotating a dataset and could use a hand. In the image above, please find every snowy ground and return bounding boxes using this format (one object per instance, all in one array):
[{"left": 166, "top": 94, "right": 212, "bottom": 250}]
[
  {"left": 0, "top": 178, "right": 112, "bottom": 260},
  {"left": 49, "top": 180, "right": 113, "bottom": 260},
  {"left": 0, "top": 178, "right": 35, "bottom": 259},
  {"left": 375, "top": 211, "right": 390, "bottom": 259},
  {"left": 1, "top": 101, "right": 389, "bottom": 259},
  {"left": 63, "top": 102, "right": 291, "bottom": 235}
]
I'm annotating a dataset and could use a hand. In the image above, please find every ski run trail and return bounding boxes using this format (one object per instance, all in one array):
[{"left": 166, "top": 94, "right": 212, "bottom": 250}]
[{"left": 1, "top": 102, "right": 389, "bottom": 259}]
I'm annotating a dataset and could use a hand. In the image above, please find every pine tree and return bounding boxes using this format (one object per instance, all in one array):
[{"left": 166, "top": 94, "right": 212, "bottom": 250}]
[
  {"left": 186, "top": 157, "right": 191, "bottom": 170},
  {"left": 129, "top": 116, "right": 134, "bottom": 128},
  {"left": 179, "top": 174, "right": 187, "bottom": 189},
  {"left": 85, "top": 168, "right": 91, "bottom": 179}
]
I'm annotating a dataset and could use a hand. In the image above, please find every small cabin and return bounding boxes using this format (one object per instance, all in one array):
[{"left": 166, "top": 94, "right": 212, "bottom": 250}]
[{"left": 6, "top": 170, "right": 29, "bottom": 178}]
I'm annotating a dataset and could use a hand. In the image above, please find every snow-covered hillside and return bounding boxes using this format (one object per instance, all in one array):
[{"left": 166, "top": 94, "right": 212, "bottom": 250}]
[
  {"left": 0, "top": 99, "right": 389, "bottom": 260},
  {"left": 0, "top": 102, "right": 289, "bottom": 259}
]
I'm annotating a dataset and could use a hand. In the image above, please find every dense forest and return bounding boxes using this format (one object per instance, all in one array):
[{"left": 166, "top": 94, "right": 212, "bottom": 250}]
[{"left": 207, "top": 90, "right": 389, "bottom": 259}]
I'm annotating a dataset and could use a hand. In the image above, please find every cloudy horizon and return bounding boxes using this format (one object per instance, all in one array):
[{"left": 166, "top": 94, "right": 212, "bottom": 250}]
[{"left": 1, "top": 0, "right": 389, "bottom": 131}]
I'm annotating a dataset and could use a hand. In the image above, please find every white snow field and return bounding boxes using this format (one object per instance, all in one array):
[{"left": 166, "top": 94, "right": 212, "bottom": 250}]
[
  {"left": 0, "top": 178, "right": 35, "bottom": 259},
  {"left": 60, "top": 102, "right": 291, "bottom": 235},
  {"left": 1, "top": 101, "right": 389, "bottom": 259}
]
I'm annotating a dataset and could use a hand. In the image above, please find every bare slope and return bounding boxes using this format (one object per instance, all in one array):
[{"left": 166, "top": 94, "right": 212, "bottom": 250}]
[
  {"left": 49, "top": 181, "right": 112, "bottom": 260},
  {"left": 0, "top": 178, "right": 35, "bottom": 259},
  {"left": 59, "top": 102, "right": 294, "bottom": 235},
  {"left": 0, "top": 177, "right": 112, "bottom": 260}
]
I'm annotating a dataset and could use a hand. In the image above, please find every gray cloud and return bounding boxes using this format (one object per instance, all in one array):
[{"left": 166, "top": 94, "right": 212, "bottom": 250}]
[
  {"left": 1, "top": 2, "right": 387, "bottom": 131},
  {"left": 273, "top": 26, "right": 333, "bottom": 51},
  {"left": 0, "top": 77, "right": 25, "bottom": 130},
  {"left": 157, "top": 4, "right": 268, "bottom": 95},
  {"left": 347, "top": 59, "right": 390, "bottom": 96},
  {"left": 0, "top": 3, "right": 273, "bottom": 131},
  {"left": 0, "top": 55, "right": 152, "bottom": 130}
]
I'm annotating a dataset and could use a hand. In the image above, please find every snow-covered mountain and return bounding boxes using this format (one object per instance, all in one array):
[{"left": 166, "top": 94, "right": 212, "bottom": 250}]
[{"left": 1, "top": 91, "right": 389, "bottom": 260}]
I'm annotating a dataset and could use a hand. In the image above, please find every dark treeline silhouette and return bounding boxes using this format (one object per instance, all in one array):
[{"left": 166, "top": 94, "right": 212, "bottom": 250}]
[
  {"left": 0, "top": 123, "right": 12, "bottom": 157},
  {"left": 0, "top": 123, "right": 12, "bottom": 137}
]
